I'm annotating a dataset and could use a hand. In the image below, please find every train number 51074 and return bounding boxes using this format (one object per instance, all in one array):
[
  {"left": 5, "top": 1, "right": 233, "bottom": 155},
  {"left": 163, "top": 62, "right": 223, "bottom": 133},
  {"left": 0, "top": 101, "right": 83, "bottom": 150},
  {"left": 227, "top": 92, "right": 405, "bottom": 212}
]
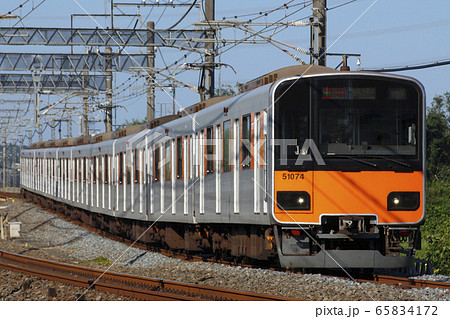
[{"left": 282, "top": 173, "right": 305, "bottom": 180}]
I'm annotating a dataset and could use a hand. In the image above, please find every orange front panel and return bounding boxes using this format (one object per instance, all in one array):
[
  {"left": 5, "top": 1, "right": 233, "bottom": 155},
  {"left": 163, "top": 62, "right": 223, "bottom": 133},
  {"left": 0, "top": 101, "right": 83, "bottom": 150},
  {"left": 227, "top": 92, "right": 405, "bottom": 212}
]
[{"left": 273, "top": 171, "right": 424, "bottom": 225}]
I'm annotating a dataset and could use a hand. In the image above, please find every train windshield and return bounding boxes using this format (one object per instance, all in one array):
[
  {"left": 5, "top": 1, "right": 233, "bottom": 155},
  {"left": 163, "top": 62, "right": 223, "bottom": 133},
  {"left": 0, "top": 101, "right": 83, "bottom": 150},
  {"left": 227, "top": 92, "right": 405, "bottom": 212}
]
[{"left": 315, "top": 77, "right": 420, "bottom": 158}]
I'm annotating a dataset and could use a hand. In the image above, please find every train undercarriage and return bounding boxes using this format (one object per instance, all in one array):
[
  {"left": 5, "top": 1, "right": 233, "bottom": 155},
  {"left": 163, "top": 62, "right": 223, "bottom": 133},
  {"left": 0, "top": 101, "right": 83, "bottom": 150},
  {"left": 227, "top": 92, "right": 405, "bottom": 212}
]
[{"left": 21, "top": 189, "right": 420, "bottom": 270}]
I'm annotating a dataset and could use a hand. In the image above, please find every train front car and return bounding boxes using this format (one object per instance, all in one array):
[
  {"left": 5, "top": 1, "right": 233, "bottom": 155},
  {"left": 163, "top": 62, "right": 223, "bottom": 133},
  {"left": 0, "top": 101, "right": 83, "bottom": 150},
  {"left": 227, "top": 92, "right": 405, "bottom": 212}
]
[{"left": 271, "top": 72, "right": 425, "bottom": 269}]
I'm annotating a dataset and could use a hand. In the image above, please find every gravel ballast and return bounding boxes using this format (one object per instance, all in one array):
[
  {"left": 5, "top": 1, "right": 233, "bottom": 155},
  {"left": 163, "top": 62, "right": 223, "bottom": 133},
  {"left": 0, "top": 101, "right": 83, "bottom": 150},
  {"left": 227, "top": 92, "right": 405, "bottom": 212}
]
[{"left": 1, "top": 196, "right": 449, "bottom": 301}]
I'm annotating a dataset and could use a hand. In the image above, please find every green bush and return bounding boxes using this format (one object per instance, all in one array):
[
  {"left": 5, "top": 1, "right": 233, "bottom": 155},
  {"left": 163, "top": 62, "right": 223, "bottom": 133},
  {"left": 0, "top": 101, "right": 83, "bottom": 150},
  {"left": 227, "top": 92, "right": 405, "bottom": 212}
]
[
  {"left": 421, "top": 181, "right": 450, "bottom": 275},
  {"left": 420, "top": 93, "right": 450, "bottom": 275}
]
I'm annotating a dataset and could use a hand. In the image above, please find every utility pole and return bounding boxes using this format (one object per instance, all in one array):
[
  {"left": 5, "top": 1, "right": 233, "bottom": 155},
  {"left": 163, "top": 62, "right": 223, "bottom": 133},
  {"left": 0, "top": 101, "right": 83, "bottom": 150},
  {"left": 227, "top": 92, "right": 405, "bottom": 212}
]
[
  {"left": 170, "top": 82, "right": 176, "bottom": 115},
  {"left": 147, "top": 21, "right": 155, "bottom": 122},
  {"left": 82, "top": 95, "right": 89, "bottom": 135},
  {"left": 310, "top": 0, "right": 327, "bottom": 66},
  {"left": 51, "top": 119, "right": 56, "bottom": 141},
  {"left": 32, "top": 70, "right": 42, "bottom": 131},
  {"left": 202, "top": 0, "right": 215, "bottom": 100},
  {"left": 26, "top": 130, "right": 32, "bottom": 147},
  {"left": 11, "top": 141, "right": 16, "bottom": 187},
  {"left": 110, "top": 0, "right": 114, "bottom": 29},
  {"left": 2, "top": 135, "right": 6, "bottom": 189},
  {"left": 82, "top": 67, "right": 89, "bottom": 136},
  {"left": 105, "top": 47, "right": 113, "bottom": 132},
  {"left": 67, "top": 109, "right": 73, "bottom": 138}
]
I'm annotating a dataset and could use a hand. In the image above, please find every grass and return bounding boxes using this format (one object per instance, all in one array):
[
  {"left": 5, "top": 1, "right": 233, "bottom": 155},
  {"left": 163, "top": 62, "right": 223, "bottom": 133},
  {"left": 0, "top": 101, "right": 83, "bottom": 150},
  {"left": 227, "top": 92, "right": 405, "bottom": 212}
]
[{"left": 86, "top": 256, "right": 113, "bottom": 265}]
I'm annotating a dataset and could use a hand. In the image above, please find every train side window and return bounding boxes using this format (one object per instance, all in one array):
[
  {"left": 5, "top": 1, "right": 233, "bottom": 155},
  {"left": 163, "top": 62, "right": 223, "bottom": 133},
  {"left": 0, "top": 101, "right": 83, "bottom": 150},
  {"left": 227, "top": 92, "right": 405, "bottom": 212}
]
[
  {"left": 259, "top": 112, "right": 264, "bottom": 168},
  {"left": 74, "top": 159, "right": 78, "bottom": 182},
  {"left": 126, "top": 151, "right": 132, "bottom": 184},
  {"left": 77, "top": 158, "right": 80, "bottom": 183},
  {"left": 188, "top": 135, "right": 192, "bottom": 180},
  {"left": 241, "top": 114, "right": 252, "bottom": 169},
  {"left": 274, "top": 81, "right": 309, "bottom": 168},
  {"left": 141, "top": 149, "right": 144, "bottom": 185},
  {"left": 154, "top": 145, "right": 160, "bottom": 182},
  {"left": 223, "top": 120, "right": 232, "bottom": 172},
  {"left": 165, "top": 140, "right": 171, "bottom": 182},
  {"left": 176, "top": 137, "right": 182, "bottom": 179},
  {"left": 81, "top": 158, "right": 85, "bottom": 183},
  {"left": 118, "top": 152, "right": 124, "bottom": 185},
  {"left": 206, "top": 126, "right": 214, "bottom": 175},
  {"left": 234, "top": 119, "right": 240, "bottom": 170},
  {"left": 104, "top": 155, "right": 109, "bottom": 184},
  {"left": 66, "top": 159, "right": 69, "bottom": 181},
  {"left": 87, "top": 158, "right": 90, "bottom": 184},
  {"left": 195, "top": 133, "right": 199, "bottom": 178},
  {"left": 79, "top": 158, "right": 83, "bottom": 183},
  {"left": 93, "top": 157, "right": 97, "bottom": 184},
  {"left": 134, "top": 149, "right": 140, "bottom": 184},
  {"left": 98, "top": 156, "right": 103, "bottom": 184},
  {"left": 216, "top": 124, "right": 221, "bottom": 174}
]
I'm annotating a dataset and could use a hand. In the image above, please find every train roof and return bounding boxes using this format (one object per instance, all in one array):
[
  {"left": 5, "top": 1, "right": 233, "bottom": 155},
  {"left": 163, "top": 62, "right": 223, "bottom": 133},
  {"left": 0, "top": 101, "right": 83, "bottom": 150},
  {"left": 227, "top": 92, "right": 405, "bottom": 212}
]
[
  {"left": 29, "top": 64, "right": 376, "bottom": 149},
  {"left": 242, "top": 64, "right": 339, "bottom": 93}
]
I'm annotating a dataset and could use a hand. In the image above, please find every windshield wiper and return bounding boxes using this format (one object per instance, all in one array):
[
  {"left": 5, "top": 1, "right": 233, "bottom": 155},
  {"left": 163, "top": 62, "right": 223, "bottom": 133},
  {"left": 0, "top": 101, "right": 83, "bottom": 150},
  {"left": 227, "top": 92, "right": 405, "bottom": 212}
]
[
  {"left": 327, "top": 155, "right": 378, "bottom": 168},
  {"left": 366, "top": 156, "right": 412, "bottom": 168}
]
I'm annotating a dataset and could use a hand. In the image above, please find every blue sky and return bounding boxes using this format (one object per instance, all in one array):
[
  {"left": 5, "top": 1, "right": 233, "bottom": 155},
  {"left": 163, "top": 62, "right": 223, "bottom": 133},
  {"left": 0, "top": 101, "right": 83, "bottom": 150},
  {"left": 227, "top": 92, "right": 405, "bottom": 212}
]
[{"left": 1, "top": 0, "right": 450, "bottom": 141}]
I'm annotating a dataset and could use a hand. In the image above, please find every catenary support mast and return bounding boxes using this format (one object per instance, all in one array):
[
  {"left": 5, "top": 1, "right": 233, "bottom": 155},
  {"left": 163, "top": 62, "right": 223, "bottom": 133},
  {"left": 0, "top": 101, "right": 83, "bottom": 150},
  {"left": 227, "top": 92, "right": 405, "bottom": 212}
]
[{"left": 310, "top": 0, "right": 326, "bottom": 66}]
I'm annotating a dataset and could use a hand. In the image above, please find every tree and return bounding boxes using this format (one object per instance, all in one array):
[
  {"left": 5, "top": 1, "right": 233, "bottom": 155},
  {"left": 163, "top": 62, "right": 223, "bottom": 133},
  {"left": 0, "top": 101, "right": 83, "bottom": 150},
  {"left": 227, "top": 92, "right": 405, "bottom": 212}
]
[
  {"left": 119, "top": 117, "right": 147, "bottom": 129},
  {"left": 426, "top": 93, "right": 450, "bottom": 181},
  {"left": 419, "top": 92, "right": 450, "bottom": 275},
  {"left": 215, "top": 83, "right": 244, "bottom": 96}
]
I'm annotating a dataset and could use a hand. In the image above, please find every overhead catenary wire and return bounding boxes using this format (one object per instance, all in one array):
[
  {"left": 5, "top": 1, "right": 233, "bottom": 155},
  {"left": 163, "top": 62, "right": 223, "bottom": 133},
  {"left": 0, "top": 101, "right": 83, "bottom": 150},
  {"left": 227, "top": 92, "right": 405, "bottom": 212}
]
[
  {"left": 117, "top": 1, "right": 313, "bottom": 99},
  {"left": 327, "top": 0, "right": 359, "bottom": 11},
  {"left": 362, "top": 58, "right": 450, "bottom": 72},
  {"left": 165, "top": 0, "right": 197, "bottom": 30},
  {"left": 9, "top": 0, "right": 47, "bottom": 28},
  {"left": 3, "top": 0, "right": 31, "bottom": 15},
  {"left": 215, "top": 3, "right": 313, "bottom": 62},
  {"left": 221, "top": 0, "right": 310, "bottom": 22},
  {"left": 0, "top": 0, "right": 374, "bottom": 142}
]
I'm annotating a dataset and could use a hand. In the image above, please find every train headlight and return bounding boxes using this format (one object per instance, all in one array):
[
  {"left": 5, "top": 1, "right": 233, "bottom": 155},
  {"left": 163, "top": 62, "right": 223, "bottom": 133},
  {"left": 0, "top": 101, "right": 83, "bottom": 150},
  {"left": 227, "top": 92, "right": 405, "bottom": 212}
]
[
  {"left": 387, "top": 192, "right": 420, "bottom": 211},
  {"left": 277, "top": 191, "right": 310, "bottom": 211}
]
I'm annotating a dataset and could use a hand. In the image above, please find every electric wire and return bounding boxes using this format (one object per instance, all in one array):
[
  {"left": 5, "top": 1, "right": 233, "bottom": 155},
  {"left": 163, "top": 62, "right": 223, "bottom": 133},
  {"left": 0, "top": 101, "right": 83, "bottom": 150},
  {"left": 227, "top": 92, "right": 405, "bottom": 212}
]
[
  {"left": 221, "top": 0, "right": 309, "bottom": 21},
  {"left": 10, "top": 0, "right": 47, "bottom": 28},
  {"left": 362, "top": 58, "right": 450, "bottom": 72},
  {"left": 1, "top": 1, "right": 353, "bottom": 142},
  {"left": 3, "top": 0, "right": 31, "bottom": 15},
  {"left": 327, "top": 0, "right": 359, "bottom": 11},
  {"left": 165, "top": 0, "right": 197, "bottom": 30}
]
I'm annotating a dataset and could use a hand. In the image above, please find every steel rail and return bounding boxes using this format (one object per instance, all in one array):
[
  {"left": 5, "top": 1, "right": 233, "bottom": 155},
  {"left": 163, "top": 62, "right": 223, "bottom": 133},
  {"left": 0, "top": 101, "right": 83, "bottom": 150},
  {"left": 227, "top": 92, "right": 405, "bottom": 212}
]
[
  {"left": 370, "top": 274, "right": 450, "bottom": 290},
  {"left": 8, "top": 193, "right": 450, "bottom": 295},
  {"left": 0, "top": 250, "right": 298, "bottom": 301}
]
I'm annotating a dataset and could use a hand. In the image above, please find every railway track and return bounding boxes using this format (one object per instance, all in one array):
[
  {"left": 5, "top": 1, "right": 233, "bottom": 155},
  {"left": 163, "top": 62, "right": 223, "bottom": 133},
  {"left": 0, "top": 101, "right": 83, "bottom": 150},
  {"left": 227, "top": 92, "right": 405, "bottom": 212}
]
[
  {"left": 369, "top": 274, "right": 450, "bottom": 290},
  {"left": 3, "top": 192, "right": 450, "bottom": 298},
  {"left": 0, "top": 250, "right": 299, "bottom": 301}
]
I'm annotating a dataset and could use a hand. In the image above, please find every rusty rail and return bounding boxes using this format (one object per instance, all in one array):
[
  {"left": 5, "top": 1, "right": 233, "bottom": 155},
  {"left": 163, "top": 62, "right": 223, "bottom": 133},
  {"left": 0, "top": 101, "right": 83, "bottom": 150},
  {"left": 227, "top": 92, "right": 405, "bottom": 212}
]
[
  {"left": 9, "top": 192, "right": 450, "bottom": 295},
  {"left": 369, "top": 274, "right": 450, "bottom": 290},
  {"left": 0, "top": 250, "right": 299, "bottom": 301}
]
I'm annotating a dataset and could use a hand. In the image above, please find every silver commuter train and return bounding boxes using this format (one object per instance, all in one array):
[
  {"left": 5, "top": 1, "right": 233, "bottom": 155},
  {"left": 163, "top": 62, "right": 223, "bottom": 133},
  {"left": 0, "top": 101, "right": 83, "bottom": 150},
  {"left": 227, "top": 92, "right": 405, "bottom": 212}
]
[{"left": 21, "top": 65, "right": 425, "bottom": 269}]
